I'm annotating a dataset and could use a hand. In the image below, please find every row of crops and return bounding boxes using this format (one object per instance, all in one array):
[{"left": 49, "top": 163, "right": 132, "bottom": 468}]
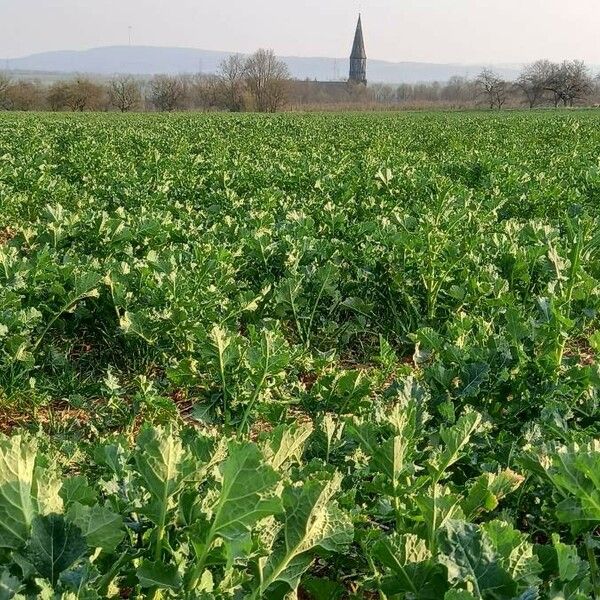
[{"left": 1, "top": 110, "right": 600, "bottom": 599}]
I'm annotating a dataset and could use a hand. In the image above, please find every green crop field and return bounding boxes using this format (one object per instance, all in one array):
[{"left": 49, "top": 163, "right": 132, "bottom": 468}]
[{"left": 1, "top": 110, "right": 600, "bottom": 599}]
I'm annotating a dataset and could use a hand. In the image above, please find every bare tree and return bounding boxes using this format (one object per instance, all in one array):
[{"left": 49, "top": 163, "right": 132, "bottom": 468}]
[
  {"left": 149, "top": 75, "right": 186, "bottom": 112},
  {"left": 542, "top": 62, "right": 564, "bottom": 108},
  {"left": 68, "top": 77, "right": 104, "bottom": 111},
  {"left": 0, "top": 73, "right": 12, "bottom": 110},
  {"left": 244, "top": 49, "right": 290, "bottom": 113},
  {"left": 108, "top": 75, "right": 141, "bottom": 112},
  {"left": 517, "top": 60, "right": 553, "bottom": 108},
  {"left": 594, "top": 73, "right": 600, "bottom": 105},
  {"left": 189, "top": 74, "right": 220, "bottom": 111},
  {"left": 7, "top": 80, "right": 43, "bottom": 111},
  {"left": 439, "top": 76, "right": 477, "bottom": 106},
  {"left": 216, "top": 54, "right": 246, "bottom": 112},
  {"left": 559, "top": 60, "right": 592, "bottom": 107},
  {"left": 46, "top": 77, "right": 104, "bottom": 112},
  {"left": 476, "top": 68, "right": 507, "bottom": 109},
  {"left": 542, "top": 61, "right": 591, "bottom": 107},
  {"left": 47, "top": 81, "right": 69, "bottom": 111},
  {"left": 371, "top": 83, "right": 396, "bottom": 104}
]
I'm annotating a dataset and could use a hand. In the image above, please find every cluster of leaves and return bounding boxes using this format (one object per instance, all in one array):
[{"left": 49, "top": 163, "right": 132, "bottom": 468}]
[
  {"left": 0, "top": 386, "right": 598, "bottom": 599},
  {"left": 0, "top": 423, "right": 353, "bottom": 599},
  {"left": 1, "top": 111, "right": 600, "bottom": 596}
]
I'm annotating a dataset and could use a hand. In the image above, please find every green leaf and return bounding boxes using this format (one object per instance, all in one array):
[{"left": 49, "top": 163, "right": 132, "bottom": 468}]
[
  {"left": 119, "top": 310, "right": 155, "bottom": 343},
  {"left": 538, "top": 441, "right": 600, "bottom": 532},
  {"left": 429, "top": 412, "right": 482, "bottom": 481},
  {"left": 458, "top": 363, "right": 490, "bottom": 398},
  {"left": 0, "top": 436, "right": 37, "bottom": 549},
  {"left": 588, "top": 330, "right": 600, "bottom": 353},
  {"left": 462, "top": 470, "right": 524, "bottom": 519},
  {"left": 134, "top": 425, "right": 187, "bottom": 525},
  {"left": 33, "top": 467, "right": 63, "bottom": 516},
  {"left": 262, "top": 424, "right": 313, "bottom": 472},
  {"left": 371, "top": 533, "right": 447, "bottom": 599},
  {"left": 482, "top": 521, "right": 541, "bottom": 586},
  {"left": 438, "top": 520, "right": 517, "bottom": 600},
  {"left": 416, "top": 486, "right": 465, "bottom": 549},
  {"left": 0, "top": 569, "right": 21, "bottom": 600},
  {"left": 59, "top": 562, "right": 101, "bottom": 598},
  {"left": 137, "top": 560, "right": 182, "bottom": 590},
  {"left": 26, "top": 514, "right": 87, "bottom": 584},
  {"left": 59, "top": 476, "right": 97, "bottom": 507},
  {"left": 209, "top": 441, "right": 281, "bottom": 540},
  {"left": 257, "top": 473, "right": 353, "bottom": 596},
  {"left": 375, "top": 435, "right": 411, "bottom": 483},
  {"left": 552, "top": 533, "right": 585, "bottom": 582},
  {"left": 196, "top": 569, "right": 214, "bottom": 593},
  {"left": 246, "top": 326, "right": 291, "bottom": 384},
  {"left": 66, "top": 503, "right": 124, "bottom": 552}
]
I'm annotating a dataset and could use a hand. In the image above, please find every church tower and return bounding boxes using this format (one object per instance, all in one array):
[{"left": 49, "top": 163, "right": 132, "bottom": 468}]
[{"left": 349, "top": 14, "right": 367, "bottom": 85}]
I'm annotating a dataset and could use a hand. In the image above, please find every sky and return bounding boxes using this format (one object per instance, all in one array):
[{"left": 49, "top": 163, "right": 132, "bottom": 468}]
[{"left": 1, "top": 0, "right": 599, "bottom": 65}]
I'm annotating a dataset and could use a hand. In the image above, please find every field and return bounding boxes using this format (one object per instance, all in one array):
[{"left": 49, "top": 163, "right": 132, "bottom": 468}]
[{"left": 1, "top": 110, "right": 600, "bottom": 599}]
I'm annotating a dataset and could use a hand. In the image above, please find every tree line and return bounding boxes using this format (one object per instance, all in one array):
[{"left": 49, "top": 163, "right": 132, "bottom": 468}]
[
  {"left": 0, "top": 49, "right": 290, "bottom": 113},
  {"left": 365, "top": 61, "right": 599, "bottom": 110},
  {"left": 1, "top": 55, "right": 599, "bottom": 113}
]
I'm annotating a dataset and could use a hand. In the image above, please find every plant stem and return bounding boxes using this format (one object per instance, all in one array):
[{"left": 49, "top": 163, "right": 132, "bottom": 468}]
[
  {"left": 239, "top": 371, "right": 267, "bottom": 435},
  {"left": 554, "top": 226, "right": 583, "bottom": 380}
]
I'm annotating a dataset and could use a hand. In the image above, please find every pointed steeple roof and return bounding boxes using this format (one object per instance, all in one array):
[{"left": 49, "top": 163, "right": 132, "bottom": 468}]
[{"left": 351, "top": 15, "right": 366, "bottom": 60}]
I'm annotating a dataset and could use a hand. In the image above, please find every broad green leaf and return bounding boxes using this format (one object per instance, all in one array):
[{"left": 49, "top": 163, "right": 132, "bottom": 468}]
[
  {"left": 137, "top": 560, "right": 181, "bottom": 590},
  {"left": 209, "top": 325, "right": 234, "bottom": 363},
  {"left": 371, "top": 533, "right": 447, "bottom": 599},
  {"left": 257, "top": 473, "right": 353, "bottom": 596},
  {"left": 482, "top": 521, "right": 541, "bottom": 586},
  {"left": 540, "top": 534, "right": 593, "bottom": 599},
  {"left": 119, "top": 310, "right": 155, "bottom": 343},
  {"left": 32, "top": 468, "right": 63, "bottom": 516},
  {"left": 59, "top": 476, "right": 97, "bottom": 507},
  {"left": 208, "top": 442, "right": 281, "bottom": 540},
  {"left": 246, "top": 326, "right": 291, "bottom": 384},
  {"left": 26, "top": 514, "right": 87, "bottom": 584},
  {"left": 263, "top": 424, "right": 313, "bottom": 472},
  {"left": 66, "top": 503, "right": 124, "bottom": 552},
  {"left": 59, "top": 562, "right": 101, "bottom": 598},
  {"left": 134, "top": 426, "right": 187, "bottom": 525},
  {"left": 374, "top": 436, "right": 411, "bottom": 483},
  {"left": 417, "top": 486, "right": 465, "bottom": 549},
  {"left": 429, "top": 412, "right": 482, "bottom": 481},
  {"left": 552, "top": 533, "right": 585, "bottom": 582},
  {"left": 438, "top": 520, "right": 517, "bottom": 600},
  {"left": 0, "top": 436, "right": 37, "bottom": 549},
  {"left": 538, "top": 441, "right": 600, "bottom": 532}
]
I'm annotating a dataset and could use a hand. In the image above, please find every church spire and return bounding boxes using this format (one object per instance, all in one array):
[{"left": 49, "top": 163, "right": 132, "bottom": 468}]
[{"left": 349, "top": 14, "right": 367, "bottom": 85}]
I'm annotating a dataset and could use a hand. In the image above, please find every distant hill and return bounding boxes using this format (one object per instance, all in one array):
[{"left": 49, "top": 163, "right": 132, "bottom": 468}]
[{"left": 4, "top": 46, "right": 527, "bottom": 84}]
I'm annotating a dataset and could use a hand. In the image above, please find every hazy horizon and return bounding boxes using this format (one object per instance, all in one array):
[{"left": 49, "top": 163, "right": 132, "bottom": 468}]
[{"left": 1, "top": 0, "right": 599, "bottom": 65}]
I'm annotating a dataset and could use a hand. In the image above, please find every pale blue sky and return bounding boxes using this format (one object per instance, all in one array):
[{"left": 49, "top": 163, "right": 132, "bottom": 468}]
[{"left": 1, "top": 0, "right": 598, "bottom": 64}]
